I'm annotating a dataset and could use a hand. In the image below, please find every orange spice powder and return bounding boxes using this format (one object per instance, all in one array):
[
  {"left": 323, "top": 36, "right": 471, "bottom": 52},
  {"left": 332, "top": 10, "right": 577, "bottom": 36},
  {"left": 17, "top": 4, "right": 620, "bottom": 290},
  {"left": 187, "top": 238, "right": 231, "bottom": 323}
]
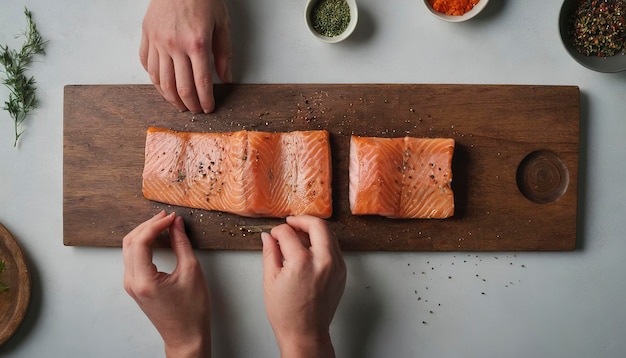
[{"left": 429, "top": 0, "right": 480, "bottom": 16}]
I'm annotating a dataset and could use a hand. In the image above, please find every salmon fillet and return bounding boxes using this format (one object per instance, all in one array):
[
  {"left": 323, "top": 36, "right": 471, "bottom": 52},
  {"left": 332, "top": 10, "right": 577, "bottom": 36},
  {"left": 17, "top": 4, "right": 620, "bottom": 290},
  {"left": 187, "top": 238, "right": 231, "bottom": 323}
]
[
  {"left": 349, "top": 136, "right": 454, "bottom": 219},
  {"left": 142, "top": 127, "right": 332, "bottom": 218}
]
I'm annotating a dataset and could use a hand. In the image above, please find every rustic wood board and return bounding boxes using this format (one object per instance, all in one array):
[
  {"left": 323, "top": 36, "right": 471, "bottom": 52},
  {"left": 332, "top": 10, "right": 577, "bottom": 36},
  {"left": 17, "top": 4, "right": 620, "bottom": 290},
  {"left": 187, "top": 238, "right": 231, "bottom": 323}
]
[
  {"left": 63, "top": 84, "right": 579, "bottom": 251},
  {"left": 0, "top": 223, "right": 31, "bottom": 345}
]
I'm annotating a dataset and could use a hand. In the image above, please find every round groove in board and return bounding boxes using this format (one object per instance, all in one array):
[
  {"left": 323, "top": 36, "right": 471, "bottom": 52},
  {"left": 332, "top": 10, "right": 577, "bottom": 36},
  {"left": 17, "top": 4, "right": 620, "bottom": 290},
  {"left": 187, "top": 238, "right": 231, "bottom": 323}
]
[
  {"left": 0, "top": 223, "right": 31, "bottom": 346},
  {"left": 516, "top": 150, "right": 569, "bottom": 204}
]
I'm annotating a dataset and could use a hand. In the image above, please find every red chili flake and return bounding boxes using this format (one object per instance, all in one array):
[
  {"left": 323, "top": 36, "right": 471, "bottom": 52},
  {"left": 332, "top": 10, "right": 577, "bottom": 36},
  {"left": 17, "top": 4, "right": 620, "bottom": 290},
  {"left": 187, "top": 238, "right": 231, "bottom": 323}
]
[{"left": 570, "top": 0, "right": 626, "bottom": 57}]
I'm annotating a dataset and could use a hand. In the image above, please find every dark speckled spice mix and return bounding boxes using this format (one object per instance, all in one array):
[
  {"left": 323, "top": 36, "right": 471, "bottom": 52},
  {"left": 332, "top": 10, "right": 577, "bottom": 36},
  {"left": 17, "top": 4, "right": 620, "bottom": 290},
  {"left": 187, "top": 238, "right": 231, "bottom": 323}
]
[
  {"left": 311, "top": 0, "right": 351, "bottom": 37},
  {"left": 570, "top": 0, "right": 626, "bottom": 57}
]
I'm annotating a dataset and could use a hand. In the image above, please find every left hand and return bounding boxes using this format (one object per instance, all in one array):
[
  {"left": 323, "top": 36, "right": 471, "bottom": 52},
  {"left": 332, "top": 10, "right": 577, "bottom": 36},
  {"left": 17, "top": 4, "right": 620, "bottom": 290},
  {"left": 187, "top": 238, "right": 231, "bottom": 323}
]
[
  {"left": 122, "top": 211, "right": 211, "bottom": 358},
  {"left": 140, "top": 0, "right": 233, "bottom": 113}
]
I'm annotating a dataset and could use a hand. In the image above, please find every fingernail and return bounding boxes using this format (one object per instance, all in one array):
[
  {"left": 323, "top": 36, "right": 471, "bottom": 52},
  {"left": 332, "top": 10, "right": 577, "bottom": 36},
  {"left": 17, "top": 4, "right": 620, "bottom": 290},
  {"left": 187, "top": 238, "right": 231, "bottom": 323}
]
[
  {"left": 202, "top": 99, "right": 215, "bottom": 114},
  {"left": 260, "top": 232, "right": 269, "bottom": 245}
]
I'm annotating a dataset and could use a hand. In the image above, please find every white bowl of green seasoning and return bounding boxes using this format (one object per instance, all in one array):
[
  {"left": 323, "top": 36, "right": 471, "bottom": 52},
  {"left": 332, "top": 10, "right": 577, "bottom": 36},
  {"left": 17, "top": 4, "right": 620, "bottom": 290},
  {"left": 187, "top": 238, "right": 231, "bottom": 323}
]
[{"left": 305, "top": 0, "right": 358, "bottom": 43}]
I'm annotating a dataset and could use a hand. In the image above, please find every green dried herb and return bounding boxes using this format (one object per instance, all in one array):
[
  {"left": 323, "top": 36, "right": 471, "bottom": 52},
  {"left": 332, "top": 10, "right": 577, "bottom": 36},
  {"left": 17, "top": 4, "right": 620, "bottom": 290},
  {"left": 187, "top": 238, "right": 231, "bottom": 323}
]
[
  {"left": 0, "top": 260, "right": 8, "bottom": 294},
  {"left": 0, "top": 7, "right": 47, "bottom": 147},
  {"left": 570, "top": 0, "right": 626, "bottom": 57},
  {"left": 311, "top": 0, "right": 351, "bottom": 37}
]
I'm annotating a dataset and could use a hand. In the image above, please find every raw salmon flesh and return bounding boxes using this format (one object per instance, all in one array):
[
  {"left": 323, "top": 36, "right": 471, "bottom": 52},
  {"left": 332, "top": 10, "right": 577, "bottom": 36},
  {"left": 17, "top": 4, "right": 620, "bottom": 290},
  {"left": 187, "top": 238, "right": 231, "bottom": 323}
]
[
  {"left": 349, "top": 136, "right": 455, "bottom": 219},
  {"left": 142, "top": 127, "right": 332, "bottom": 218}
]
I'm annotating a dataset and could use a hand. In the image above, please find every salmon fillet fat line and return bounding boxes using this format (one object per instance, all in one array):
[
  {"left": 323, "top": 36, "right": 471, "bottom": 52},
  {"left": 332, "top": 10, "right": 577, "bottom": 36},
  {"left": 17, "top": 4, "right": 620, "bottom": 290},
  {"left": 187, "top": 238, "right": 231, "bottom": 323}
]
[
  {"left": 349, "top": 136, "right": 455, "bottom": 219},
  {"left": 142, "top": 127, "right": 333, "bottom": 218}
]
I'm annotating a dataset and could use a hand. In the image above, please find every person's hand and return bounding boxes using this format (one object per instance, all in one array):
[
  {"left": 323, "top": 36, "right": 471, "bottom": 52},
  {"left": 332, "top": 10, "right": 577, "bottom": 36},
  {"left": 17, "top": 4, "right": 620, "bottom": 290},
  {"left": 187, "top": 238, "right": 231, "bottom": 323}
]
[
  {"left": 261, "top": 216, "right": 347, "bottom": 358},
  {"left": 123, "top": 211, "right": 211, "bottom": 358},
  {"left": 140, "top": 0, "right": 233, "bottom": 113}
]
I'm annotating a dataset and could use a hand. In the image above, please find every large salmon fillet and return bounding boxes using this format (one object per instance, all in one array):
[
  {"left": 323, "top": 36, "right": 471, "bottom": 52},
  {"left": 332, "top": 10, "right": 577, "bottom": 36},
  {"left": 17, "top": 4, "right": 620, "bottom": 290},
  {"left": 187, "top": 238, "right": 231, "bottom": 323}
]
[
  {"left": 349, "top": 136, "right": 454, "bottom": 219},
  {"left": 142, "top": 127, "right": 332, "bottom": 218}
]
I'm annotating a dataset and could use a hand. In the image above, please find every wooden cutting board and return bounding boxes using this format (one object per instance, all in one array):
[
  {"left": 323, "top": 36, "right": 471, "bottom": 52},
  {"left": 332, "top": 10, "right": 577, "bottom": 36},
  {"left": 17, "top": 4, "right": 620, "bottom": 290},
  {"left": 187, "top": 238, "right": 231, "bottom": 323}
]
[
  {"left": 63, "top": 84, "right": 579, "bottom": 251},
  {"left": 0, "top": 223, "right": 30, "bottom": 345}
]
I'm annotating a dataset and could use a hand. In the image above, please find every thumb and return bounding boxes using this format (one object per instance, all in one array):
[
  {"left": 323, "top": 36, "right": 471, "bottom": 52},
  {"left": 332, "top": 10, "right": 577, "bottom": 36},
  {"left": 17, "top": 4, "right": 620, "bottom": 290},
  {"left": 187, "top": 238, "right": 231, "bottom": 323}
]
[
  {"left": 169, "top": 216, "right": 197, "bottom": 271},
  {"left": 261, "top": 232, "right": 282, "bottom": 280}
]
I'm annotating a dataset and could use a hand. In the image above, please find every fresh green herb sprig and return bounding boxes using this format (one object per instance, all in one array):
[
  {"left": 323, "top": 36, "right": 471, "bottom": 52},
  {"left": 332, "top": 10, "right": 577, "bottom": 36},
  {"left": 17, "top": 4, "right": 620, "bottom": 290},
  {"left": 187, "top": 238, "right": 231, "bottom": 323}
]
[
  {"left": 0, "top": 7, "right": 47, "bottom": 147},
  {"left": 0, "top": 259, "right": 8, "bottom": 294}
]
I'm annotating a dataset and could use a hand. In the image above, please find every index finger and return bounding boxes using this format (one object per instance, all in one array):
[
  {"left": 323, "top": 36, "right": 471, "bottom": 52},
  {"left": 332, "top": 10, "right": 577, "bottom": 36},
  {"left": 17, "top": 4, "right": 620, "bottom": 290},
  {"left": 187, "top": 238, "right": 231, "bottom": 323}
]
[
  {"left": 169, "top": 216, "right": 198, "bottom": 273},
  {"left": 123, "top": 211, "right": 176, "bottom": 280},
  {"left": 269, "top": 223, "right": 310, "bottom": 263},
  {"left": 285, "top": 215, "right": 341, "bottom": 257}
]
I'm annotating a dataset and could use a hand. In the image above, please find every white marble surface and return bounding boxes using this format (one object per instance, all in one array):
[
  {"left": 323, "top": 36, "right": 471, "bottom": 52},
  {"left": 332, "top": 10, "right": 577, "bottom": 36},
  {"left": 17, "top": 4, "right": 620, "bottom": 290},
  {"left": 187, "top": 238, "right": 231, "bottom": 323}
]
[{"left": 1, "top": 0, "right": 625, "bottom": 357}]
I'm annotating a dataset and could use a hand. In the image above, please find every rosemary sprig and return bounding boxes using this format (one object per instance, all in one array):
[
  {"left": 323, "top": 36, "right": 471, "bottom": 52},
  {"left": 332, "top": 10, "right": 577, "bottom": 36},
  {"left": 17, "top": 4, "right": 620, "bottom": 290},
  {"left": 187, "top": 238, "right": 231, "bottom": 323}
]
[{"left": 0, "top": 7, "right": 47, "bottom": 147}]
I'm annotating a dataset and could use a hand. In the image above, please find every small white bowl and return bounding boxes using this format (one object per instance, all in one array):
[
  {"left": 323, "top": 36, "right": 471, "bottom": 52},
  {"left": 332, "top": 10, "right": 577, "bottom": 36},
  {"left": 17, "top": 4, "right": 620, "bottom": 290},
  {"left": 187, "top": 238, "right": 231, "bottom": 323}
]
[
  {"left": 423, "top": 0, "right": 489, "bottom": 22},
  {"left": 305, "top": 0, "right": 358, "bottom": 43}
]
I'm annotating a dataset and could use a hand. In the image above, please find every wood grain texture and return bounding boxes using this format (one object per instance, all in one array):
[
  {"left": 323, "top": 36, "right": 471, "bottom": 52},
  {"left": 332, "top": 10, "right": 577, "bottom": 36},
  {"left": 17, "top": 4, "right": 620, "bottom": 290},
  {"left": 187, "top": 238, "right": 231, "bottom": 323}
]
[
  {"left": 0, "top": 223, "right": 30, "bottom": 345},
  {"left": 63, "top": 84, "right": 579, "bottom": 251}
]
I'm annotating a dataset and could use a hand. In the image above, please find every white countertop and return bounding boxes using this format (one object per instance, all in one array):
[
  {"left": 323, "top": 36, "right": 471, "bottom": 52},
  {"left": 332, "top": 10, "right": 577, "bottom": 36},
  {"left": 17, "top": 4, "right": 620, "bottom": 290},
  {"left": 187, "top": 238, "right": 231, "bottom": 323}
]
[{"left": 1, "top": 0, "right": 625, "bottom": 357}]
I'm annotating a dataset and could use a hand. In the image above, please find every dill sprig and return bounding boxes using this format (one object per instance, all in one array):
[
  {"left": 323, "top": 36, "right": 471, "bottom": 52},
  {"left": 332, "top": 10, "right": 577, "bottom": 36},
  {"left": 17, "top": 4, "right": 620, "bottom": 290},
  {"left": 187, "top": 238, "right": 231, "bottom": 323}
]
[{"left": 0, "top": 7, "right": 47, "bottom": 147}]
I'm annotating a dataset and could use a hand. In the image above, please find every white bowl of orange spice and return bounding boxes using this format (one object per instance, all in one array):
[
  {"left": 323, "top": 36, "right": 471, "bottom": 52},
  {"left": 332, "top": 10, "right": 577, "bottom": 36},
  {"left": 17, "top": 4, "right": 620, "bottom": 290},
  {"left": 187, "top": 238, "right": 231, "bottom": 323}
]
[
  {"left": 424, "top": 0, "right": 490, "bottom": 22},
  {"left": 305, "top": 0, "right": 358, "bottom": 43}
]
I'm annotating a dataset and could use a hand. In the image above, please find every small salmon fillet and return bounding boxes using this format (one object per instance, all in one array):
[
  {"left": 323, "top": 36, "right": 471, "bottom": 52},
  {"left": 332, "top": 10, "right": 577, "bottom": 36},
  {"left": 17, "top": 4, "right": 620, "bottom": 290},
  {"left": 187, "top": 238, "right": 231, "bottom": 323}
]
[
  {"left": 349, "top": 136, "right": 454, "bottom": 219},
  {"left": 142, "top": 127, "right": 332, "bottom": 218}
]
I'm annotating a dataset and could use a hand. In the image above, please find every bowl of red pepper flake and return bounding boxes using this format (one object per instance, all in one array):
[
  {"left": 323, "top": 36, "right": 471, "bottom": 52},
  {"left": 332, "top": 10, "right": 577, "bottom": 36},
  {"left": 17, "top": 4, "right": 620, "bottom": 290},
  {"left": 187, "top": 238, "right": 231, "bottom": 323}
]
[
  {"left": 559, "top": 0, "right": 626, "bottom": 72},
  {"left": 424, "top": 0, "right": 489, "bottom": 22}
]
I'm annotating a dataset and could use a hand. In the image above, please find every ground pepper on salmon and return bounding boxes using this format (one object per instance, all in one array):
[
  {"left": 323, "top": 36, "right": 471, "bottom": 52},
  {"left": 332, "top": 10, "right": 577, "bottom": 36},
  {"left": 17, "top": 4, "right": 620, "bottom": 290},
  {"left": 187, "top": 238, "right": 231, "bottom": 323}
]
[
  {"left": 349, "top": 136, "right": 455, "bottom": 219},
  {"left": 142, "top": 127, "right": 332, "bottom": 218}
]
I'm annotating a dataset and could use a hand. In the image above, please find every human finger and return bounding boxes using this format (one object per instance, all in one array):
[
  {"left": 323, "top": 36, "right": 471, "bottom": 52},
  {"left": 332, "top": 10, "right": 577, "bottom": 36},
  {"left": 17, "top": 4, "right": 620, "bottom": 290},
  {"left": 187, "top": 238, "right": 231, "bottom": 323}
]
[
  {"left": 286, "top": 215, "right": 339, "bottom": 257},
  {"left": 123, "top": 210, "right": 168, "bottom": 262},
  {"left": 261, "top": 232, "right": 283, "bottom": 279},
  {"left": 169, "top": 216, "right": 198, "bottom": 273},
  {"left": 146, "top": 42, "right": 162, "bottom": 96},
  {"left": 123, "top": 211, "right": 170, "bottom": 293},
  {"left": 287, "top": 216, "right": 347, "bottom": 311},
  {"left": 130, "top": 212, "right": 177, "bottom": 281},
  {"left": 189, "top": 50, "right": 215, "bottom": 114},
  {"left": 212, "top": 18, "right": 233, "bottom": 84},
  {"left": 139, "top": 32, "right": 149, "bottom": 72},
  {"left": 159, "top": 52, "right": 187, "bottom": 111},
  {"left": 269, "top": 223, "right": 310, "bottom": 263},
  {"left": 123, "top": 211, "right": 166, "bottom": 276},
  {"left": 173, "top": 54, "right": 202, "bottom": 113}
]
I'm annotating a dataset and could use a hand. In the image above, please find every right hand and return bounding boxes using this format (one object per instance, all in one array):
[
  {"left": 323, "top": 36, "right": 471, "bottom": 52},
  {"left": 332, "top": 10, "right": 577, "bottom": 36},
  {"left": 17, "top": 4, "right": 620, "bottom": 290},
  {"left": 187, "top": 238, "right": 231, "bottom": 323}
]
[
  {"left": 140, "top": 0, "right": 233, "bottom": 113},
  {"left": 261, "top": 216, "right": 347, "bottom": 358}
]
